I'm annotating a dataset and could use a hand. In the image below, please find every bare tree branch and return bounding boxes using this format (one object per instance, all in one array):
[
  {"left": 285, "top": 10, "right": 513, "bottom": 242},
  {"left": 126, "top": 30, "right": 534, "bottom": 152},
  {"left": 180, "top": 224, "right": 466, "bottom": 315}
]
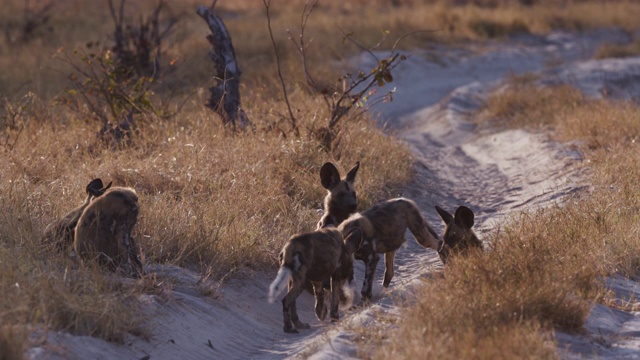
[
  {"left": 263, "top": 0, "right": 299, "bottom": 137},
  {"left": 337, "top": 25, "right": 382, "bottom": 64},
  {"left": 287, "top": 0, "right": 320, "bottom": 91}
]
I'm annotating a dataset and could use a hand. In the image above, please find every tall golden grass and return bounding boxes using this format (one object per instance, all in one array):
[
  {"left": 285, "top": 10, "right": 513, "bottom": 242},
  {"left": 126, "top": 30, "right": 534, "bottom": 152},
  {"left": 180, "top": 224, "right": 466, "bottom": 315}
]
[
  {"left": 0, "top": 0, "right": 415, "bottom": 349},
  {"left": 375, "top": 84, "right": 640, "bottom": 358},
  {"left": 0, "top": 95, "right": 413, "bottom": 347},
  {"left": 3, "top": 0, "right": 640, "bottom": 99},
  {"left": 595, "top": 38, "right": 640, "bottom": 60},
  {"left": 2, "top": 0, "right": 640, "bottom": 355}
]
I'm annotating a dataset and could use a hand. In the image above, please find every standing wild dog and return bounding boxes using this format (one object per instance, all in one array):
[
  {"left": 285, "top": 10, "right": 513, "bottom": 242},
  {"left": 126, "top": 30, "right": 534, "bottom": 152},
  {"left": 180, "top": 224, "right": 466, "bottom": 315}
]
[
  {"left": 435, "top": 205, "right": 482, "bottom": 264},
  {"left": 338, "top": 198, "right": 440, "bottom": 302},
  {"left": 317, "top": 161, "right": 360, "bottom": 229},
  {"left": 42, "top": 178, "right": 112, "bottom": 251},
  {"left": 74, "top": 186, "right": 144, "bottom": 277},
  {"left": 310, "top": 161, "right": 360, "bottom": 298},
  {"left": 268, "top": 227, "right": 363, "bottom": 333}
]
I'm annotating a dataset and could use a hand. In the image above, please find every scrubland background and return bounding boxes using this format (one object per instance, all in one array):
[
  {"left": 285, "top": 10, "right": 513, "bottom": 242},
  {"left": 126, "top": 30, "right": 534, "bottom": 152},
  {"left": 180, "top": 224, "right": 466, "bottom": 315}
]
[{"left": 2, "top": 0, "right": 640, "bottom": 358}]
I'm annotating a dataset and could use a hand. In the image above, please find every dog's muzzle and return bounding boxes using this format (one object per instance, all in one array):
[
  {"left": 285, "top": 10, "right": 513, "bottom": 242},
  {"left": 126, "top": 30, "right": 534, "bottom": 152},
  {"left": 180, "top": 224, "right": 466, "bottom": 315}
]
[{"left": 438, "top": 242, "right": 451, "bottom": 264}]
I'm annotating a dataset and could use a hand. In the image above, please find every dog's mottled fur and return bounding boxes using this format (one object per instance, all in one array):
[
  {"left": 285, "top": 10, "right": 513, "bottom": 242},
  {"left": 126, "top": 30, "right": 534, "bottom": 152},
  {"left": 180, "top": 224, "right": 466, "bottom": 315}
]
[
  {"left": 435, "top": 205, "right": 482, "bottom": 263},
  {"left": 338, "top": 198, "right": 440, "bottom": 301},
  {"left": 310, "top": 161, "right": 360, "bottom": 298},
  {"left": 268, "top": 227, "right": 363, "bottom": 333},
  {"left": 317, "top": 161, "right": 359, "bottom": 229},
  {"left": 42, "top": 179, "right": 112, "bottom": 251},
  {"left": 74, "top": 186, "right": 143, "bottom": 277}
]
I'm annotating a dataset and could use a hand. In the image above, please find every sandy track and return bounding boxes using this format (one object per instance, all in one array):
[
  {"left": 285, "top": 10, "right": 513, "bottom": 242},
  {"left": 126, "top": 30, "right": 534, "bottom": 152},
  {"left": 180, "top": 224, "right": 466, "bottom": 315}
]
[{"left": 31, "top": 29, "right": 640, "bottom": 359}]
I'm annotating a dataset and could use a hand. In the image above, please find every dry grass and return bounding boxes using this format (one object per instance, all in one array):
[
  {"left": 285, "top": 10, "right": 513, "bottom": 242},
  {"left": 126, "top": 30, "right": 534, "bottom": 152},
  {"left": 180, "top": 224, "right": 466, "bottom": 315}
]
[
  {"left": 3, "top": 0, "right": 640, "bottom": 100},
  {"left": 0, "top": 94, "right": 413, "bottom": 346},
  {"left": 0, "top": 0, "right": 417, "bottom": 349},
  {"left": 595, "top": 38, "right": 640, "bottom": 59},
  {"left": 478, "top": 75, "right": 586, "bottom": 130},
  {"left": 0, "top": 181, "right": 147, "bottom": 344},
  {"left": 479, "top": 76, "right": 640, "bottom": 148},
  {"left": 2, "top": 0, "right": 640, "bottom": 355},
  {"left": 3, "top": 96, "right": 413, "bottom": 269},
  {"left": 372, "top": 86, "right": 640, "bottom": 358}
]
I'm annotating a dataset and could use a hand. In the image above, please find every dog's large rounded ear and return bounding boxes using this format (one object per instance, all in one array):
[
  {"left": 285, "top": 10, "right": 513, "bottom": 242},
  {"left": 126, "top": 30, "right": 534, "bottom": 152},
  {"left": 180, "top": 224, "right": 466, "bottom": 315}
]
[
  {"left": 86, "top": 178, "right": 105, "bottom": 197},
  {"left": 86, "top": 179, "right": 112, "bottom": 197},
  {"left": 454, "top": 206, "right": 475, "bottom": 229},
  {"left": 435, "top": 205, "right": 454, "bottom": 224},
  {"left": 345, "top": 161, "right": 360, "bottom": 183},
  {"left": 344, "top": 227, "right": 364, "bottom": 255},
  {"left": 86, "top": 178, "right": 104, "bottom": 192},
  {"left": 320, "top": 162, "right": 341, "bottom": 190}
]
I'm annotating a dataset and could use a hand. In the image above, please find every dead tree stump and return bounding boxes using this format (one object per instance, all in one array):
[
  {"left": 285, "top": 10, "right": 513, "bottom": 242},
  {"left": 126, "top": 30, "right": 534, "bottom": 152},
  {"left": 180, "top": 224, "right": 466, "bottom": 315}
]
[{"left": 196, "top": 3, "right": 251, "bottom": 130}]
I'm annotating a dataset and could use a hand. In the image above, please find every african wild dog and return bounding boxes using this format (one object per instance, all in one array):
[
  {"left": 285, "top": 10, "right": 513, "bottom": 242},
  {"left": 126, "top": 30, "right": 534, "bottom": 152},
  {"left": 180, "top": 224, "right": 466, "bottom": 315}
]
[
  {"left": 317, "top": 161, "right": 360, "bottom": 229},
  {"left": 338, "top": 198, "right": 440, "bottom": 302},
  {"left": 74, "top": 186, "right": 144, "bottom": 277},
  {"left": 42, "top": 178, "right": 112, "bottom": 251},
  {"left": 268, "top": 227, "right": 363, "bottom": 333},
  {"left": 435, "top": 205, "right": 482, "bottom": 264},
  {"left": 310, "top": 161, "right": 360, "bottom": 298}
]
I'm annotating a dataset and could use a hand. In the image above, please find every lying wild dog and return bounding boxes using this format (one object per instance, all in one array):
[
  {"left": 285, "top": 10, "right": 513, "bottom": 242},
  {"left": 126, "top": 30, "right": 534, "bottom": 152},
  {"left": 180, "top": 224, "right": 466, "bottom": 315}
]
[
  {"left": 435, "top": 205, "right": 482, "bottom": 264},
  {"left": 268, "top": 227, "right": 363, "bottom": 333},
  {"left": 42, "top": 178, "right": 112, "bottom": 251},
  {"left": 74, "top": 186, "right": 144, "bottom": 277},
  {"left": 317, "top": 161, "right": 360, "bottom": 229},
  {"left": 338, "top": 198, "right": 440, "bottom": 302}
]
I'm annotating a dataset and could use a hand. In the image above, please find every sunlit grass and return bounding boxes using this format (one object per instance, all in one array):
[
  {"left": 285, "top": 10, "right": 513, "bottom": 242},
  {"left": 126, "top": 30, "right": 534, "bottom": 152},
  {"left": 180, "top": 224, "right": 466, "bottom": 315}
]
[
  {"left": 0, "top": 84, "right": 413, "bottom": 350},
  {"left": 2, "top": 0, "right": 640, "bottom": 100},
  {"left": 595, "top": 38, "right": 640, "bottom": 60},
  {"left": 0, "top": 0, "right": 418, "bottom": 349},
  {"left": 375, "top": 85, "right": 640, "bottom": 358},
  {"left": 3, "top": 0, "right": 640, "bottom": 355}
]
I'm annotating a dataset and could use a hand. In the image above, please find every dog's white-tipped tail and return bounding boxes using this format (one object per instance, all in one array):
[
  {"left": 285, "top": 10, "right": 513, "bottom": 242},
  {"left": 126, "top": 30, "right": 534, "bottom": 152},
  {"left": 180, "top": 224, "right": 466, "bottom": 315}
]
[{"left": 268, "top": 267, "right": 292, "bottom": 303}]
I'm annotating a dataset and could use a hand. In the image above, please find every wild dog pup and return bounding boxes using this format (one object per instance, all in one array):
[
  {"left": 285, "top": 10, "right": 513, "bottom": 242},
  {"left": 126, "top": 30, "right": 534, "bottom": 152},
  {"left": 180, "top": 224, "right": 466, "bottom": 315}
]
[
  {"left": 317, "top": 161, "right": 360, "bottom": 229},
  {"left": 435, "top": 205, "right": 482, "bottom": 264},
  {"left": 312, "top": 161, "right": 360, "bottom": 298},
  {"left": 42, "top": 178, "right": 112, "bottom": 251},
  {"left": 338, "top": 198, "right": 440, "bottom": 302},
  {"left": 268, "top": 227, "right": 363, "bottom": 333},
  {"left": 74, "top": 186, "right": 143, "bottom": 277}
]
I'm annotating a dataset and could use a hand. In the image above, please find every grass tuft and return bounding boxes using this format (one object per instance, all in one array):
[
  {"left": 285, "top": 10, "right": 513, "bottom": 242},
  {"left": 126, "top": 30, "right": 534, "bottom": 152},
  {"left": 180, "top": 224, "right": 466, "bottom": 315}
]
[
  {"left": 478, "top": 76, "right": 586, "bottom": 130},
  {"left": 595, "top": 39, "right": 640, "bottom": 60}
]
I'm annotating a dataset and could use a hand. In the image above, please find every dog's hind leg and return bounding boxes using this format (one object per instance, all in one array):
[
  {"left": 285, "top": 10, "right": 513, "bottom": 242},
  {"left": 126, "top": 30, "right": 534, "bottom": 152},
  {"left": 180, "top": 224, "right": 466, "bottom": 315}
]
[
  {"left": 312, "top": 281, "right": 328, "bottom": 321},
  {"left": 330, "top": 271, "right": 341, "bottom": 322},
  {"left": 291, "top": 285, "right": 311, "bottom": 331},
  {"left": 282, "top": 283, "right": 307, "bottom": 333},
  {"left": 383, "top": 250, "right": 396, "bottom": 288},
  {"left": 361, "top": 251, "right": 380, "bottom": 302}
]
